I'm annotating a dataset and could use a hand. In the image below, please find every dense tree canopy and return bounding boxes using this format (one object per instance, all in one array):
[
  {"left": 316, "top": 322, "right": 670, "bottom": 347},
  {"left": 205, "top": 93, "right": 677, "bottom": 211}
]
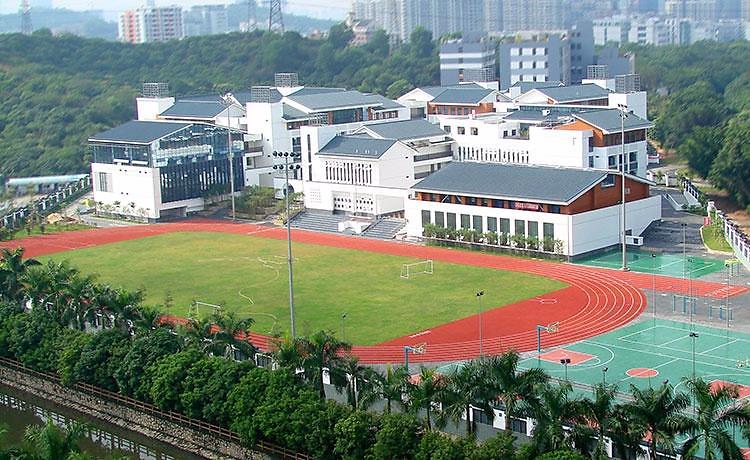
[
  {"left": 0, "top": 26, "right": 438, "bottom": 178},
  {"left": 633, "top": 41, "right": 750, "bottom": 207}
]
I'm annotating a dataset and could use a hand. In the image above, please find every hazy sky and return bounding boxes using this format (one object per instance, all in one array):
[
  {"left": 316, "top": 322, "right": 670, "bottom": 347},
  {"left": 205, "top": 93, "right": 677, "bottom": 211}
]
[{"left": 0, "top": 0, "right": 349, "bottom": 20}]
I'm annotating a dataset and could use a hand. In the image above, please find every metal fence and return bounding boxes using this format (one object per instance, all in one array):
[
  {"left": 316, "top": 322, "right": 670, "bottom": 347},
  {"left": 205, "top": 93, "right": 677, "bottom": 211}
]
[
  {"left": 682, "top": 178, "right": 750, "bottom": 271},
  {"left": 0, "top": 357, "right": 309, "bottom": 460},
  {"left": 1, "top": 177, "right": 91, "bottom": 231}
]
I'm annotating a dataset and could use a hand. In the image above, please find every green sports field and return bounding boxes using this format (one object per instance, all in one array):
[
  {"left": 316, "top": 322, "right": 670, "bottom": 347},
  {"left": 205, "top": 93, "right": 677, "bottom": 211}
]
[
  {"left": 41, "top": 232, "right": 566, "bottom": 345},
  {"left": 574, "top": 249, "right": 727, "bottom": 278}
]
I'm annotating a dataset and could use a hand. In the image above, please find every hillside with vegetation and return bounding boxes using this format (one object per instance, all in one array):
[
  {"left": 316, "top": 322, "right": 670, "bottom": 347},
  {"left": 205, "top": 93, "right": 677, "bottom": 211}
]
[
  {"left": 0, "top": 26, "right": 438, "bottom": 179},
  {"left": 632, "top": 41, "right": 750, "bottom": 211}
]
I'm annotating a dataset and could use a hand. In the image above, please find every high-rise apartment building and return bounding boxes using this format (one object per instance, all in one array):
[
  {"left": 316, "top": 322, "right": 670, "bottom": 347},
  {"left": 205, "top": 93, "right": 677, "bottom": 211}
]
[
  {"left": 498, "top": 34, "right": 571, "bottom": 89},
  {"left": 439, "top": 37, "right": 497, "bottom": 86},
  {"left": 502, "top": 0, "right": 571, "bottom": 32},
  {"left": 184, "top": 5, "right": 229, "bottom": 37},
  {"left": 352, "top": 0, "right": 485, "bottom": 42},
  {"left": 119, "top": 6, "right": 184, "bottom": 44},
  {"left": 665, "top": 0, "right": 718, "bottom": 21}
]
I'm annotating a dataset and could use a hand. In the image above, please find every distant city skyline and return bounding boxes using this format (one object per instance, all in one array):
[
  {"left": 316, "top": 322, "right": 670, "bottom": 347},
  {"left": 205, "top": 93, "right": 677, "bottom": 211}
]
[{"left": 0, "top": 0, "right": 348, "bottom": 20}]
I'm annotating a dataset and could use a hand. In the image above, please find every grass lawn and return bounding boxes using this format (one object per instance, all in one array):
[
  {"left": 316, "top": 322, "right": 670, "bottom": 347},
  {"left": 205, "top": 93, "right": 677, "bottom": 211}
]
[
  {"left": 10, "top": 223, "right": 91, "bottom": 239},
  {"left": 40, "top": 232, "right": 566, "bottom": 345},
  {"left": 700, "top": 225, "right": 733, "bottom": 253}
]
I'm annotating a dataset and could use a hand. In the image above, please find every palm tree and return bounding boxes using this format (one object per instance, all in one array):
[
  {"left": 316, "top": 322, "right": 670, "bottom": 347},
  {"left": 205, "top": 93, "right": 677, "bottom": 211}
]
[
  {"left": 180, "top": 316, "right": 217, "bottom": 352},
  {"left": 0, "top": 247, "right": 40, "bottom": 303},
  {"left": 299, "top": 330, "right": 351, "bottom": 399},
  {"left": 341, "top": 355, "right": 376, "bottom": 410},
  {"left": 132, "top": 305, "right": 165, "bottom": 333},
  {"left": 575, "top": 382, "right": 619, "bottom": 460},
  {"left": 210, "top": 311, "right": 256, "bottom": 361},
  {"left": 680, "top": 377, "right": 750, "bottom": 460},
  {"left": 96, "top": 286, "right": 144, "bottom": 333},
  {"left": 486, "top": 351, "right": 548, "bottom": 433},
  {"left": 361, "top": 364, "right": 410, "bottom": 413},
  {"left": 530, "top": 381, "right": 581, "bottom": 454},
  {"left": 271, "top": 335, "right": 306, "bottom": 370},
  {"left": 22, "top": 420, "right": 87, "bottom": 460},
  {"left": 620, "top": 382, "right": 692, "bottom": 460},
  {"left": 439, "top": 359, "right": 495, "bottom": 436},
  {"left": 406, "top": 367, "right": 445, "bottom": 431},
  {"left": 62, "top": 273, "right": 98, "bottom": 331}
]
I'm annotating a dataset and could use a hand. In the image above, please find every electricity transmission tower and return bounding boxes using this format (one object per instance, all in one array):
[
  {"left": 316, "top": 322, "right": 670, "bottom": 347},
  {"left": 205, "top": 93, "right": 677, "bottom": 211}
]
[
  {"left": 268, "top": 0, "right": 284, "bottom": 33},
  {"left": 247, "top": 0, "right": 257, "bottom": 31},
  {"left": 20, "top": 0, "right": 32, "bottom": 35}
]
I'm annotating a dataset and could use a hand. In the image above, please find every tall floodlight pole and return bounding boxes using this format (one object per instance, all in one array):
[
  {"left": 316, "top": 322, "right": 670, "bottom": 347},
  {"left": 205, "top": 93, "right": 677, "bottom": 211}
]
[
  {"left": 273, "top": 151, "right": 300, "bottom": 338},
  {"left": 476, "top": 290, "right": 485, "bottom": 358},
  {"left": 221, "top": 94, "right": 236, "bottom": 221},
  {"left": 618, "top": 104, "right": 629, "bottom": 271}
]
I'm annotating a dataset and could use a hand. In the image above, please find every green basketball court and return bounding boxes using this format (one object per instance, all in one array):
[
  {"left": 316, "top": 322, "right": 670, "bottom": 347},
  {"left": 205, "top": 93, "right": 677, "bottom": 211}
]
[
  {"left": 573, "top": 250, "right": 728, "bottom": 278},
  {"left": 519, "top": 318, "right": 750, "bottom": 396}
]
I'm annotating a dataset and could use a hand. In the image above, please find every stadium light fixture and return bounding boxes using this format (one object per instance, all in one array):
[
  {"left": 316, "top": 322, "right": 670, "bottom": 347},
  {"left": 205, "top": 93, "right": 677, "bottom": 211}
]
[{"left": 273, "top": 150, "right": 302, "bottom": 339}]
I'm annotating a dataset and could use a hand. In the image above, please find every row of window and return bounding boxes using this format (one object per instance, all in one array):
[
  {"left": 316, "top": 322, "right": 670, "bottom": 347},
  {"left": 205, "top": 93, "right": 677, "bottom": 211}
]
[
  {"left": 323, "top": 160, "right": 373, "bottom": 185},
  {"left": 510, "top": 60, "right": 550, "bottom": 70},
  {"left": 456, "top": 146, "right": 530, "bottom": 164},
  {"left": 510, "top": 47, "right": 549, "bottom": 56},
  {"left": 422, "top": 210, "right": 555, "bottom": 239},
  {"left": 418, "top": 193, "right": 563, "bottom": 214},
  {"left": 431, "top": 105, "right": 480, "bottom": 116}
]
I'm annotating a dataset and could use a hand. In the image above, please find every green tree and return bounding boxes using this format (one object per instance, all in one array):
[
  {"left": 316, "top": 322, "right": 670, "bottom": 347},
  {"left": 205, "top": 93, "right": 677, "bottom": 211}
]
[
  {"left": 208, "top": 311, "right": 256, "bottom": 361},
  {"left": 682, "top": 126, "right": 724, "bottom": 178},
  {"left": 114, "top": 327, "right": 182, "bottom": 400},
  {"left": 72, "top": 328, "right": 131, "bottom": 391},
  {"left": 620, "top": 382, "right": 692, "bottom": 460},
  {"left": 299, "top": 330, "right": 351, "bottom": 399},
  {"left": 529, "top": 381, "right": 580, "bottom": 455},
  {"left": 386, "top": 79, "right": 412, "bottom": 99},
  {"left": 407, "top": 367, "right": 445, "bottom": 431},
  {"left": 485, "top": 351, "right": 547, "bottom": 432},
  {"left": 22, "top": 420, "right": 87, "bottom": 460},
  {"left": 681, "top": 377, "right": 750, "bottom": 460},
  {"left": 146, "top": 348, "right": 204, "bottom": 412},
  {"left": 361, "top": 364, "right": 410, "bottom": 413},
  {"left": 710, "top": 111, "right": 750, "bottom": 207},
  {"left": 439, "top": 359, "right": 495, "bottom": 436},
  {"left": 371, "top": 412, "right": 422, "bottom": 460},
  {"left": 226, "top": 366, "right": 274, "bottom": 446},
  {"left": 333, "top": 410, "right": 380, "bottom": 460},
  {"left": 574, "top": 383, "right": 619, "bottom": 460},
  {"left": 415, "top": 431, "right": 465, "bottom": 460},
  {"left": 179, "top": 356, "right": 254, "bottom": 425},
  {"left": 470, "top": 431, "right": 517, "bottom": 460},
  {"left": 328, "top": 23, "right": 354, "bottom": 49},
  {"left": 0, "top": 247, "right": 40, "bottom": 303}
]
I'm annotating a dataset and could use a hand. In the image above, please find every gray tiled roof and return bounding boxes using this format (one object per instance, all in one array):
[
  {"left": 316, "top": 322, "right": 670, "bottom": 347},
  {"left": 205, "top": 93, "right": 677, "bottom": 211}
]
[
  {"left": 502, "top": 110, "right": 563, "bottom": 123},
  {"left": 287, "top": 90, "right": 394, "bottom": 111},
  {"left": 362, "top": 119, "right": 447, "bottom": 140},
  {"left": 89, "top": 121, "right": 192, "bottom": 144},
  {"left": 318, "top": 135, "right": 397, "bottom": 159},
  {"left": 573, "top": 109, "right": 653, "bottom": 133},
  {"left": 161, "top": 101, "right": 226, "bottom": 119},
  {"left": 511, "top": 81, "right": 563, "bottom": 92},
  {"left": 290, "top": 87, "right": 347, "bottom": 96},
  {"left": 412, "top": 162, "right": 608, "bottom": 204},
  {"left": 431, "top": 88, "right": 494, "bottom": 105},
  {"left": 535, "top": 84, "right": 611, "bottom": 103},
  {"left": 282, "top": 104, "right": 310, "bottom": 120}
]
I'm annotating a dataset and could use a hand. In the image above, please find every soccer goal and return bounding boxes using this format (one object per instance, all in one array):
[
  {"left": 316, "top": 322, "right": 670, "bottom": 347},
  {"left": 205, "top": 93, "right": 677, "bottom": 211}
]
[{"left": 401, "top": 260, "right": 434, "bottom": 279}]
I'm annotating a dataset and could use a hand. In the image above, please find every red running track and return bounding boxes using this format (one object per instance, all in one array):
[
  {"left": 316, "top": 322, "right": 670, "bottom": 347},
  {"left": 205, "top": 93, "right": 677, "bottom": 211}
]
[{"left": 2, "top": 220, "right": 747, "bottom": 364}]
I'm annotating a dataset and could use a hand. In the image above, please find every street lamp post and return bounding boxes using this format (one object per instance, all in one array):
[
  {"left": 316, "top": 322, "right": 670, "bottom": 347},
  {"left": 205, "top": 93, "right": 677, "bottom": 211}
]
[
  {"left": 221, "top": 94, "right": 237, "bottom": 221},
  {"left": 341, "top": 313, "right": 347, "bottom": 342},
  {"left": 476, "top": 290, "right": 485, "bottom": 357},
  {"left": 560, "top": 358, "right": 571, "bottom": 381},
  {"left": 273, "top": 151, "right": 301, "bottom": 338},
  {"left": 618, "top": 103, "right": 629, "bottom": 271},
  {"left": 602, "top": 367, "right": 608, "bottom": 385},
  {"left": 689, "top": 332, "right": 699, "bottom": 380},
  {"left": 652, "top": 252, "right": 657, "bottom": 327}
]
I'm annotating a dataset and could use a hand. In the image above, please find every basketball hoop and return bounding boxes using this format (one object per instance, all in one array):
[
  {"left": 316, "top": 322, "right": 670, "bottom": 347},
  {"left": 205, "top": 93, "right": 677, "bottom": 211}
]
[
  {"left": 547, "top": 322, "right": 559, "bottom": 333},
  {"left": 411, "top": 342, "right": 427, "bottom": 355}
]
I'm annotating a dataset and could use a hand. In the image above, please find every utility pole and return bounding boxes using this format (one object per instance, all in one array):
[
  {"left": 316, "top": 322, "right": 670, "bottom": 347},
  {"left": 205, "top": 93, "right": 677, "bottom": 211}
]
[
  {"left": 247, "top": 0, "right": 257, "bottom": 32},
  {"left": 618, "top": 104, "right": 629, "bottom": 271},
  {"left": 269, "top": 0, "right": 284, "bottom": 33},
  {"left": 20, "top": 0, "right": 32, "bottom": 35}
]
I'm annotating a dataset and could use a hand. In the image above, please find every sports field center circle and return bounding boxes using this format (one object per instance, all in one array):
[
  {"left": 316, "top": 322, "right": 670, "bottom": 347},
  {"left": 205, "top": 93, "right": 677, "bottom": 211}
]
[
  {"left": 2, "top": 219, "right": 746, "bottom": 365},
  {"left": 625, "top": 368, "right": 659, "bottom": 378}
]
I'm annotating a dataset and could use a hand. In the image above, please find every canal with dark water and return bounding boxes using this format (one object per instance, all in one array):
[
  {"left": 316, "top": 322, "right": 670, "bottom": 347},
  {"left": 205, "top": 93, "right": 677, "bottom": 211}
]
[{"left": 0, "top": 385, "right": 205, "bottom": 459}]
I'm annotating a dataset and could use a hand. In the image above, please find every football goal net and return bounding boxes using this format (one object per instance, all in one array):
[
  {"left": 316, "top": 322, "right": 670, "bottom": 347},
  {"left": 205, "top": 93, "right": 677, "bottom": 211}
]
[{"left": 401, "top": 260, "right": 434, "bottom": 279}]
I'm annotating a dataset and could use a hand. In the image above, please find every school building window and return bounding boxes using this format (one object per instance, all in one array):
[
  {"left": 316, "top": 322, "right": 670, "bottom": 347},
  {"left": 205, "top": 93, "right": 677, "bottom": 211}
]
[
  {"left": 487, "top": 217, "right": 497, "bottom": 232},
  {"left": 447, "top": 213, "right": 457, "bottom": 229},
  {"left": 515, "top": 219, "right": 526, "bottom": 236},
  {"left": 473, "top": 215, "right": 483, "bottom": 232},
  {"left": 461, "top": 214, "right": 471, "bottom": 229},
  {"left": 421, "top": 210, "right": 431, "bottom": 226}
]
